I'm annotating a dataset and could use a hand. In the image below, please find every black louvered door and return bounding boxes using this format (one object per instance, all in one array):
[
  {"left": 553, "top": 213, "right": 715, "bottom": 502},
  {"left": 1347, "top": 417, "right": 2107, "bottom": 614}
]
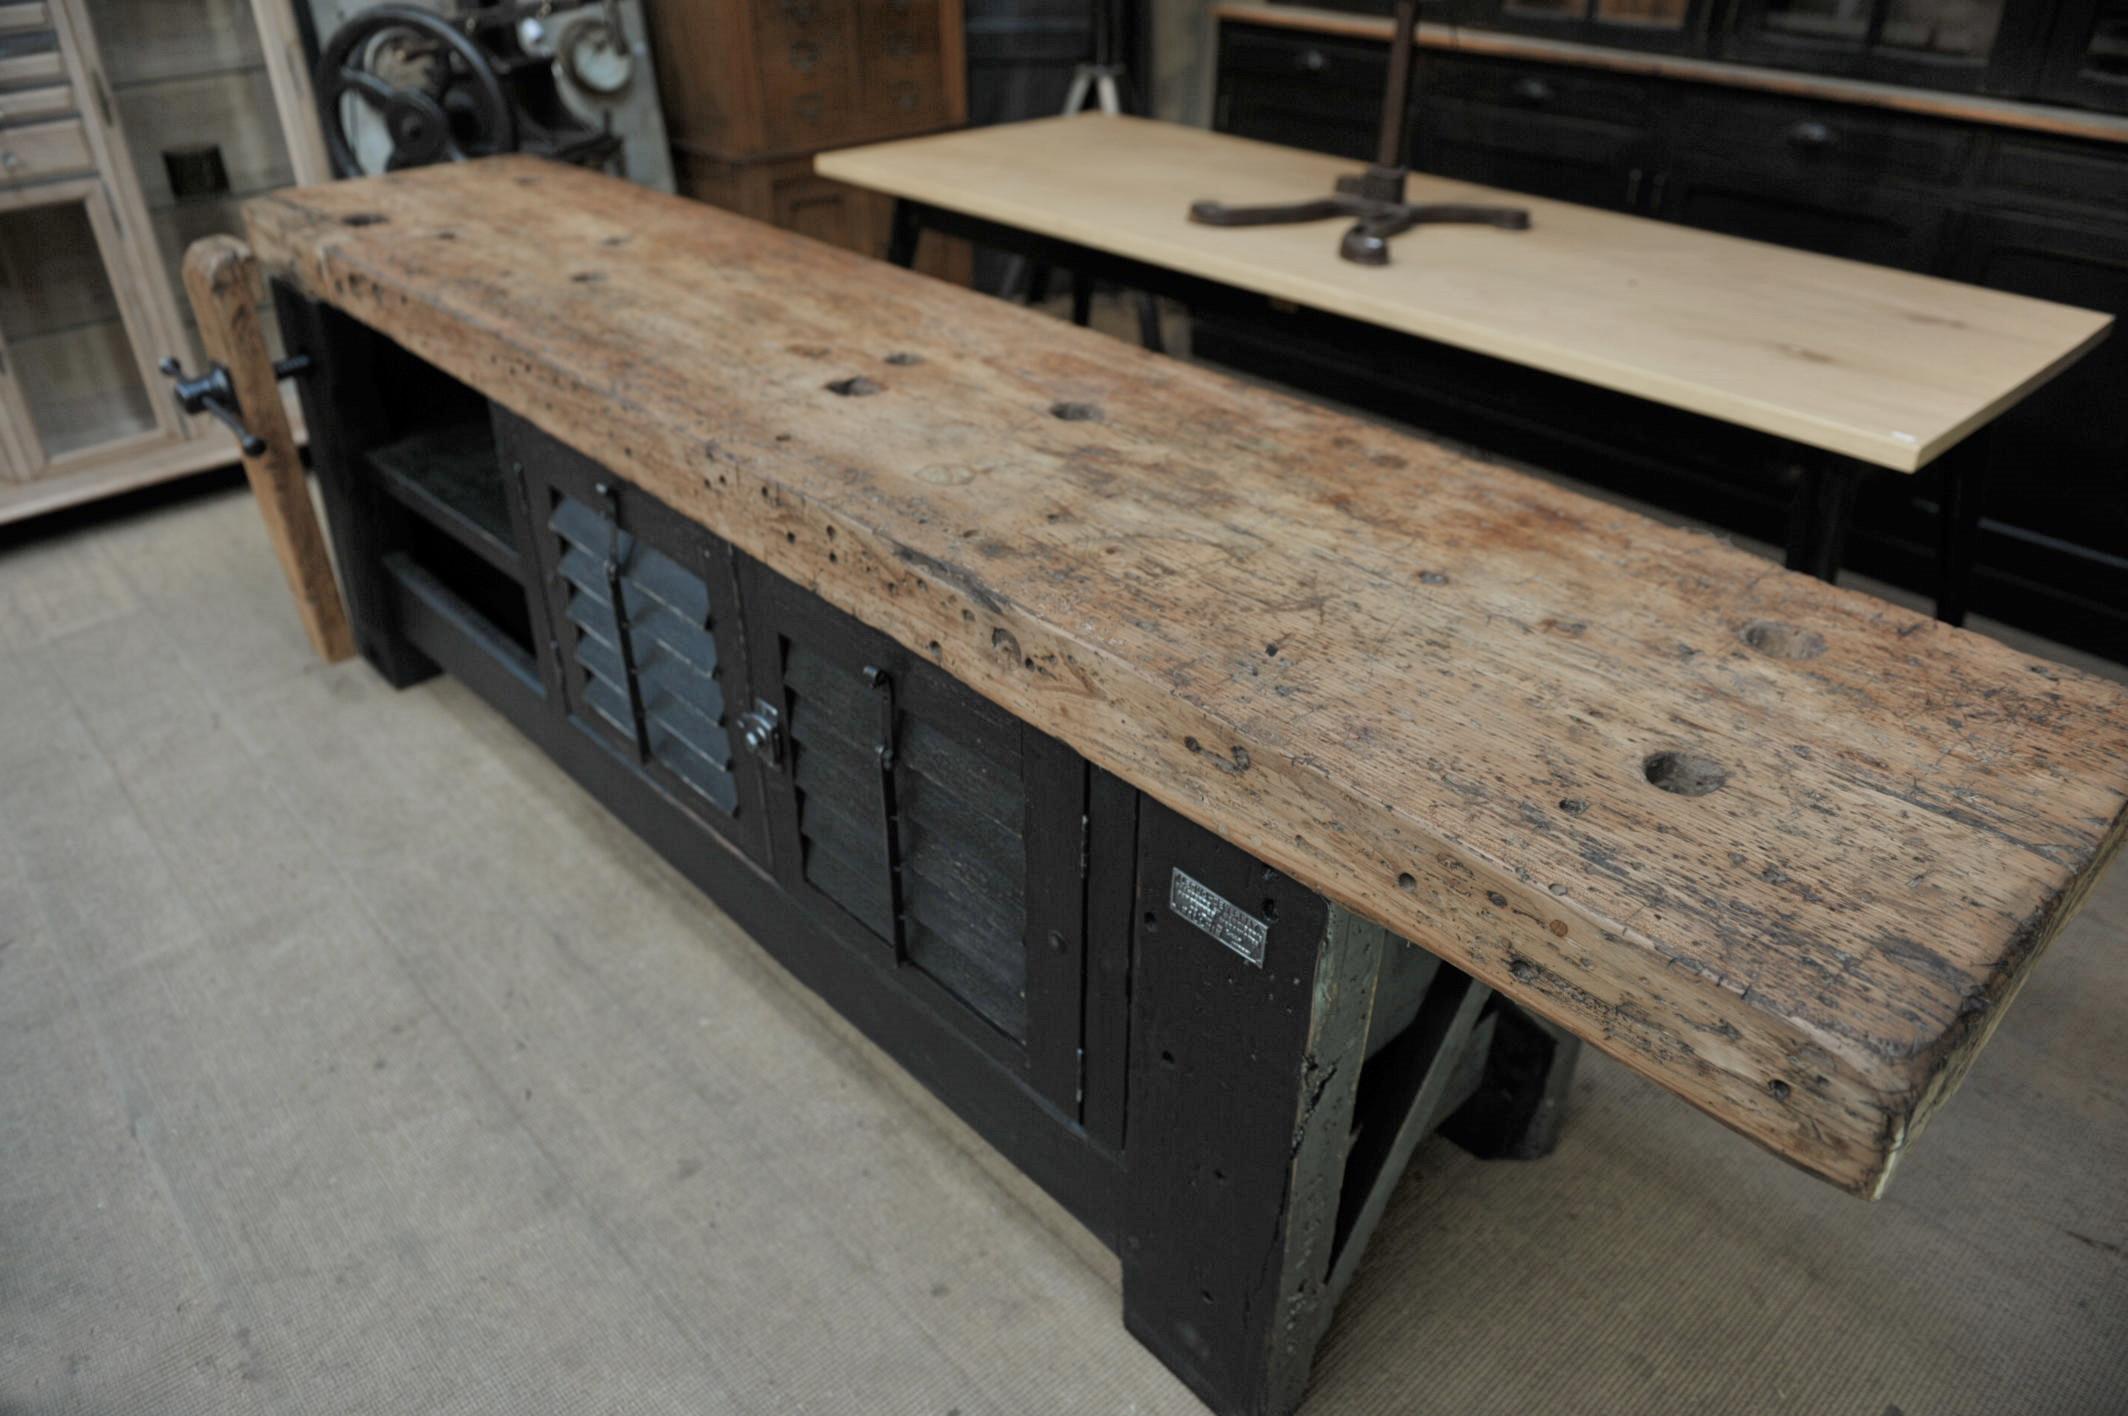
[
  {"left": 501, "top": 409, "right": 771, "bottom": 868},
  {"left": 742, "top": 564, "right": 1089, "bottom": 1113}
]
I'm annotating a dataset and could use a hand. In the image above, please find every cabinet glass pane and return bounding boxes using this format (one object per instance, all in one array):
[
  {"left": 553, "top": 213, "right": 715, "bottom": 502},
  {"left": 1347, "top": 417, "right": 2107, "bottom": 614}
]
[
  {"left": 1595, "top": 0, "right": 1688, "bottom": 26},
  {"left": 1759, "top": 0, "right": 1870, "bottom": 42},
  {"left": 86, "top": 0, "right": 292, "bottom": 354},
  {"left": 1879, "top": 0, "right": 2003, "bottom": 57},
  {"left": 1503, "top": 0, "right": 1590, "bottom": 18},
  {"left": 2085, "top": 3, "right": 2128, "bottom": 81},
  {"left": 0, "top": 202, "right": 157, "bottom": 460}
]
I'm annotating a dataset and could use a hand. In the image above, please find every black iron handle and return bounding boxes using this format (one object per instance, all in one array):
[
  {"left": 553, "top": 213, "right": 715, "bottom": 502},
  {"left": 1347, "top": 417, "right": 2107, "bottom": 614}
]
[
  {"left": 862, "top": 665, "right": 907, "bottom": 958},
  {"left": 1787, "top": 119, "right": 1837, "bottom": 150},
  {"left": 1511, "top": 75, "right": 1554, "bottom": 104},
  {"left": 158, "top": 353, "right": 312, "bottom": 457}
]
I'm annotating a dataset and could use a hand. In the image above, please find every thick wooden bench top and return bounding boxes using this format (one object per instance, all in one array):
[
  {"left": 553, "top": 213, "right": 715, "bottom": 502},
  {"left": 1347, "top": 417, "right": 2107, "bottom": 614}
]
[
  {"left": 247, "top": 157, "right": 2128, "bottom": 1197},
  {"left": 815, "top": 115, "right": 2112, "bottom": 472}
]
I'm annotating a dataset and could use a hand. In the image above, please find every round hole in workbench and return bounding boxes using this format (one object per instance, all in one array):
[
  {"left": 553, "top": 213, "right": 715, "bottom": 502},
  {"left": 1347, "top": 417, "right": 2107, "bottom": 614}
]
[
  {"left": 1642, "top": 751, "right": 1728, "bottom": 797},
  {"left": 1740, "top": 620, "right": 1826, "bottom": 660},
  {"left": 1397, "top": 872, "right": 1417, "bottom": 892}
]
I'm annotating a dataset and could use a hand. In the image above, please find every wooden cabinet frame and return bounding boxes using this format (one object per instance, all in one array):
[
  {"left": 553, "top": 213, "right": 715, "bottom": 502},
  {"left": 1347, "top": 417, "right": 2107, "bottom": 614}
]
[{"left": 0, "top": 0, "right": 327, "bottom": 524}]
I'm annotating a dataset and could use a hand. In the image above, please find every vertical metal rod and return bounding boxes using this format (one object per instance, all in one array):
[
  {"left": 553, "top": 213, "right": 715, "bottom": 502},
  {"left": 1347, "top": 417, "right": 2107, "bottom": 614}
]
[
  {"left": 1374, "top": 0, "right": 1421, "bottom": 170},
  {"left": 599, "top": 481, "right": 653, "bottom": 765}
]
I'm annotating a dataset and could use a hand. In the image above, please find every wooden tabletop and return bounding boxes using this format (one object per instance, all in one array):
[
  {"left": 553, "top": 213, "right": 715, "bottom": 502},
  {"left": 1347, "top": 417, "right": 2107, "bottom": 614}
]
[
  {"left": 816, "top": 115, "right": 2111, "bottom": 472},
  {"left": 247, "top": 157, "right": 2128, "bottom": 1197}
]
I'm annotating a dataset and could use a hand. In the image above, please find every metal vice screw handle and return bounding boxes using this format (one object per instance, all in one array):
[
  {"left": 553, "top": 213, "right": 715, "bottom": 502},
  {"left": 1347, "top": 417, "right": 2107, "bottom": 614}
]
[{"left": 158, "top": 353, "right": 313, "bottom": 457}]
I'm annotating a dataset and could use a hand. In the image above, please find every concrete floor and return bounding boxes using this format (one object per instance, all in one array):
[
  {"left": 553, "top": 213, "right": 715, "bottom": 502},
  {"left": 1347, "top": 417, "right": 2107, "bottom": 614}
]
[{"left": 3, "top": 416, "right": 2125, "bottom": 1413}]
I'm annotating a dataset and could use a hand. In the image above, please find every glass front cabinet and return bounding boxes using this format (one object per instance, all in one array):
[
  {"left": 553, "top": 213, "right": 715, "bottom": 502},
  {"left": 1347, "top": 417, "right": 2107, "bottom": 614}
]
[
  {"left": 0, "top": 0, "right": 325, "bottom": 519},
  {"left": 1458, "top": 0, "right": 1711, "bottom": 53}
]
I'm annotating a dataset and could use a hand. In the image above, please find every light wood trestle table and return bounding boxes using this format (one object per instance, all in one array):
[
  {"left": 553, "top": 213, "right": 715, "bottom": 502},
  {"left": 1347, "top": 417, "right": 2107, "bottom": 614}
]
[{"left": 816, "top": 114, "right": 2113, "bottom": 627}]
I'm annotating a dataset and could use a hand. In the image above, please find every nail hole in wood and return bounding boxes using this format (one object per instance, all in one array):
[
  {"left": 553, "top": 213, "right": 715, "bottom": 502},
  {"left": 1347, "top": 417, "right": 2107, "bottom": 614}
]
[
  {"left": 884, "top": 351, "right": 923, "bottom": 366},
  {"left": 1643, "top": 751, "right": 1728, "bottom": 797},
  {"left": 341, "top": 212, "right": 387, "bottom": 226},
  {"left": 1050, "top": 401, "right": 1102, "bottom": 422},
  {"left": 826, "top": 376, "right": 882, "bottom": 397},
  {"left": 1767, "top": 1078, "right": 1792, "bottom": 1102},
  {"left": 1740, "top": 620, "right": 1827, "bottom": 660},
  {"left": 1397, "top": 872, "right": 1417, "bottom": 892}
]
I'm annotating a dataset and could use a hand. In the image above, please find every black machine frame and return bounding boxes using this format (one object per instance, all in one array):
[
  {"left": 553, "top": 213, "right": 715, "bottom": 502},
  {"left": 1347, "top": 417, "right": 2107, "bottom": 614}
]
[{"left": 275, "top": 283, "right": 1584, "bottom": 1416}]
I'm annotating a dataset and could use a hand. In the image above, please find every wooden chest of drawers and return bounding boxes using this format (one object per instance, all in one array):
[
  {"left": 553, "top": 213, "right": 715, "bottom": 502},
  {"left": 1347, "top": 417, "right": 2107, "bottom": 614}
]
[{"left": 645, "top": 0, "right": 966, "bottom": 164}]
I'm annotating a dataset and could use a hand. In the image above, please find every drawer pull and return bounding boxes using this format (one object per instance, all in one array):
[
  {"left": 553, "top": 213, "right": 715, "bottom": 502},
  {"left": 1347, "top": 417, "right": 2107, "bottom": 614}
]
[
  {"left": 1296, "top": 48, "right": 1326, "bottom": 73},
  {"left": 1511, "top": 75, "right": 1554, "bottom": 104},
  {"left": 1787, "top": 120, "right": 1837, "bottom": 150}
]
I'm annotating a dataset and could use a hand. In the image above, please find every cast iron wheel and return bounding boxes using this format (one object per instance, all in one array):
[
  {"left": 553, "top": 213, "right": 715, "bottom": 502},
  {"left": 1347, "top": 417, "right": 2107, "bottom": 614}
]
[{"left": 316, "top": 6, "right": 518, "bottom": 178}]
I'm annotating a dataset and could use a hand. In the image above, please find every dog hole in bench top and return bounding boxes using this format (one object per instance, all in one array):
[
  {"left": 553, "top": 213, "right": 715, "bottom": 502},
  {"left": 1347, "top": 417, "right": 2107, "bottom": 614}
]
[
  {"left": 1741, "top": 621, "right": 1826, "bottom": 660},
  {"left": 1643, "top": 751, "right": 1728, "bottom": 797}
]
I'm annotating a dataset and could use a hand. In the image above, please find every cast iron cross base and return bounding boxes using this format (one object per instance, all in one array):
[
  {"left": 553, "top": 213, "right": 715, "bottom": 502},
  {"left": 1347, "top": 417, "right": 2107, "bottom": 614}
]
[{"left": 1189, "top": 164, "right": 1530, "bottom": 266}]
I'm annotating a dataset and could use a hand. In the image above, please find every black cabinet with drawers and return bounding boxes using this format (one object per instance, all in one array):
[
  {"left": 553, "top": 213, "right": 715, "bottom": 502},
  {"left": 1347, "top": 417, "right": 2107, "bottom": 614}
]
[{"left": 1206, "top": 17, "right": 2128, "bottom": 658}]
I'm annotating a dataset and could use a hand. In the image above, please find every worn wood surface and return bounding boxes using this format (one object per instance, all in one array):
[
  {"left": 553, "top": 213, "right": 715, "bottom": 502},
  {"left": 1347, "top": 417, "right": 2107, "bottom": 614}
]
[
  {"left": 182, "top": 236, "right": 353, "bottom": 664},
  {"left": 816, "top": 115, "right": 2113, "bottom": 472},
  {"left": 245, "top": 157, "right": 2128, "bottom": 1195}
]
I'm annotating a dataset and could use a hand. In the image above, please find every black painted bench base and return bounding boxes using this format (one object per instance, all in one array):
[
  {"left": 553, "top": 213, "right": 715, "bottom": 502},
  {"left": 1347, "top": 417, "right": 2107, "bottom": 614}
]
[{"left": 277, "top": 286, "right": 1581, "bottom": 1416}]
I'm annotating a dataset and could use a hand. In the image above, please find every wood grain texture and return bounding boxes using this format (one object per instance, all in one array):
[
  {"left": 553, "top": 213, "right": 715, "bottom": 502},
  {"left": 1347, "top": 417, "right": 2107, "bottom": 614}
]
[
  {"left": 182, "top": 235, "right": 353, "bottom": 663},
  {"left": 816, "top": 115, "right": 2112, "bottom": 471},
  {"left": 245, "top": 157, "right": 2128, "bottom": 1195}
]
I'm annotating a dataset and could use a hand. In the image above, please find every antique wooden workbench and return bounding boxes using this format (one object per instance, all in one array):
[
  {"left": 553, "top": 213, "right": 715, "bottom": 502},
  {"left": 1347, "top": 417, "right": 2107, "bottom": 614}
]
[{"left": 238, "top": 157, "right": 2128, "bottom": 1416}]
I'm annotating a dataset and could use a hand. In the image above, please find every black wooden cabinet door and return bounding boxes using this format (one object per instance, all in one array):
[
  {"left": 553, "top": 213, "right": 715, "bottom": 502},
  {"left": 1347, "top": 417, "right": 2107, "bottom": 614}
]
[
  {"left": 2035, "top": 0, "right": 2128, "bottom": 110},
  {"left": 1652, "top": 160, "right": 1953, "bottom": 272},
  {"left": 1949, "top": 208, "right": 2128, "bottom": 595},
  {"left": 739, "top": 562, "right": 1089, "bottom": 1113},
  {"left": 499, "top": 408, "right": 773, "bottom": 870}
]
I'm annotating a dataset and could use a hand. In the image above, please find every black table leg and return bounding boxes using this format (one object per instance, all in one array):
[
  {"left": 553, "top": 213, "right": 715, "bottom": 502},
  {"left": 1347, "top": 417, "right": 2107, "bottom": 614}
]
[
  {"left": 1935, "top": 426, "right": 1992, "bottom": 627},
  {"left": 1136, "top": 292, "right": 1166, "bottom": 354},
  {"left": 1070, "top": 270, "right": 1093, "bottom": 327},
  {"left": 885, "top": 199, "right": 922, "bottom": 270},
  {"left": 1784, "top": 455, "right": 1862, "bottom": 585}
]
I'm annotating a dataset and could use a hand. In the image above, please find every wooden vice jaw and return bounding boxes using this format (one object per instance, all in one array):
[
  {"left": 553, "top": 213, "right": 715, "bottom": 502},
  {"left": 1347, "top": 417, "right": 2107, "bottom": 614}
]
[{"left": 170, "top": 235, "right": 355, "bottom": 665}]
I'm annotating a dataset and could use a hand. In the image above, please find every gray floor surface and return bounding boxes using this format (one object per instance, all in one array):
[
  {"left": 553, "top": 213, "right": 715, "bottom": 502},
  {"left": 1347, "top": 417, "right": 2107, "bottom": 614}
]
[{"left": 3, "top": 462, "right": 2124, "bottom": 1415}]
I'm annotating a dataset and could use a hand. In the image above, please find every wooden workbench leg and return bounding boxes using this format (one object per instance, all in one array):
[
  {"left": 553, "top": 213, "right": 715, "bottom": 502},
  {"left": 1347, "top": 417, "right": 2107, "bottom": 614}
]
[
  {"left": 270, "top": 285, "right": 436, "bottom": 689},
  {"left": 1120, "top": 801, "right": 1384, "bottom": 1416},
  {"left": 1934, "top": 425, "right": 1992, "bottom": 627},
  {"left": 1439, "top": 999, "right": 1583, "bottom": 1161},
  {"left": 181, "top": 236, "right": 355, "bottom": 664}
]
